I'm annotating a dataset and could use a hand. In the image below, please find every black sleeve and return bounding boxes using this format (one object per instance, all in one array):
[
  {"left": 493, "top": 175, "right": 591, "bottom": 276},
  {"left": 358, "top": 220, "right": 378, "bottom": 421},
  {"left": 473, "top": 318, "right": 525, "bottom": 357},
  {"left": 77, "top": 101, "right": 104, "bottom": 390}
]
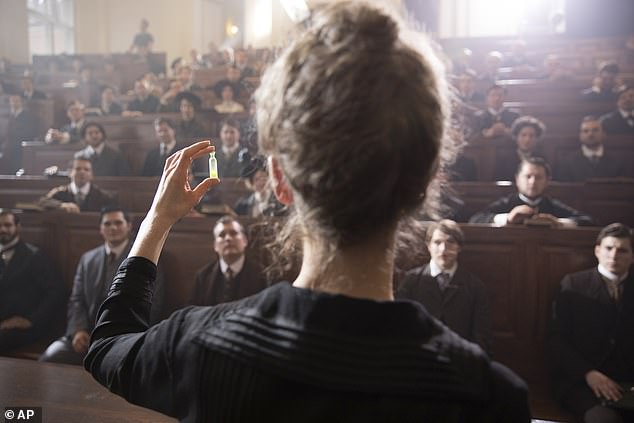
[
  {"left": 469, "top": 197, "right": 510, "bottom": 224},
  {"left": 85, "top": 257, "right": 181, "bottom": 418}
]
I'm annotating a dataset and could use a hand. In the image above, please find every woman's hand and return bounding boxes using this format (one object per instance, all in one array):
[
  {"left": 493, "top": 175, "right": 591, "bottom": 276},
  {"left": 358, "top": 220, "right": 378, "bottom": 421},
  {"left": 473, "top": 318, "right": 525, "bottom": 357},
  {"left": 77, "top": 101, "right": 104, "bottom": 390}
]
[
  {"left": 129, "top": 141, "right": 220, "bottom": 264},
  {"left": 148, "top": 140, "right": 220, "bottom": 228}
]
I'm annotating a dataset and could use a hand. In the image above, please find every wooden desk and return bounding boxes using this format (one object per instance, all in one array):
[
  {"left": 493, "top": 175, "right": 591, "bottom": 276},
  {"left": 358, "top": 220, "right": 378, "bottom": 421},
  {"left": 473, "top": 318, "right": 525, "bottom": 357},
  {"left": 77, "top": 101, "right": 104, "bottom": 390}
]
[{"left": 0, "top": 357, "right": 175, "bottom": 422}]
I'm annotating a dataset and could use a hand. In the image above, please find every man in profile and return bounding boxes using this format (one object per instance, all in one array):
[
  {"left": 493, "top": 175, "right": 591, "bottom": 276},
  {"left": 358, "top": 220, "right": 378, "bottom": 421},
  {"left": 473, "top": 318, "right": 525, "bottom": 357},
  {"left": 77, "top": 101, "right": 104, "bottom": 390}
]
[
  {"left": 0, "top": 209, "right": 65, "bottom": 355},
  {"left": 549, "top": 223, "right": 634, "bottom": 423},
  {"left": 40, "top": 207, "right": 164, "bottom": 364},
  {"left": 469, "top": 157, "right": 593, "bottom": 227},
  {"left": 38, "top": 156, "right": 115, "bottom": 213},
  {"left": 189, "top": 215, "right": 267, "bottom": 306},
  {"left": 397, "top": 220, "right": 492, "bottom": 354}
]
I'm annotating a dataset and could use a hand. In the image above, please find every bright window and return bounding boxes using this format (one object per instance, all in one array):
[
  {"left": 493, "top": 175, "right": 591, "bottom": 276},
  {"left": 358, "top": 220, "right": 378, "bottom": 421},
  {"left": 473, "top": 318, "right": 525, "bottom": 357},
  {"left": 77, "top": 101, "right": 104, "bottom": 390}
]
[
  {"left": 27, "top": 0, "right": 75, "bottom": 56},
  {"left": 439, "top": 0, "right": 566, "bottom": 38}
]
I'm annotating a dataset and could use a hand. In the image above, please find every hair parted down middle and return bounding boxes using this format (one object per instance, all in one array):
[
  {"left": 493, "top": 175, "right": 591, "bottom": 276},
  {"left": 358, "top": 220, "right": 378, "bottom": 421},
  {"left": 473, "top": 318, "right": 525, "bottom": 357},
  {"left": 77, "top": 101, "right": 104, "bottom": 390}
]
[{"left": 255, "top": 1, "right": 450, "bottom": 269}]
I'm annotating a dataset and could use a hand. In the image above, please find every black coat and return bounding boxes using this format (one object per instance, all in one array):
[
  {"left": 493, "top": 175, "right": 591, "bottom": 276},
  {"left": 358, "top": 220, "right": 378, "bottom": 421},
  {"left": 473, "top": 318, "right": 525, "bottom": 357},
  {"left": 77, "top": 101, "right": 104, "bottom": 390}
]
[
  {"left": 74, "top": 145, "right": 131, "bottom": 177},
  {"left": 141, "top": 144, "right": 181, "bottom": 177},
  {"left": 469, "top": 193, "right": 594, "bottom": 226},
  {"left": 85, "top": 257, "right": 531, "bottom": 422},
  {"left": 127, "top": 95, "right": 160, "bottom": 114},
  {"left": 548, "top": 268, "right": 634, "bottom": 400},
  {"left": 0, "top": 241, "right": 65, "bottom": 330},
  {"left": 600, "top": 110, "right": 634, "bottom": 135},
  {"left": 38, "top": 183, "right": 116, "bottom": 212},
  {"left": 556, "top": 150, "right": 631, "bottom": 181},
  {"left": 396, "top": 264, "right": 492, "bottom": 354}
]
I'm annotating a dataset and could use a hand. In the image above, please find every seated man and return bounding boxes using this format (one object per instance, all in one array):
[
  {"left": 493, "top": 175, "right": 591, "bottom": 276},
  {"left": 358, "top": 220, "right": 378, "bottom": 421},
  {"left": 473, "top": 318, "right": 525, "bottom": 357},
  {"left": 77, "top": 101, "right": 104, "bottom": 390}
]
[
  {"left": 469, "top": 157, "right": 593, "bottom": 227},
  {"left": 396, "top": 220, "right": 492, "bottom": 355},
  {"left": 215, "top": 118, "right": 247, "bottom": 177},
  {"left": 475, "top": 85, "right": 520, "bottom": 139},
  {"left": 549, "top": 223, "right": 634, "bottom": 423},
  {"left": 20, "top": 75, "right": 46, "bottom": 100},
  {"left": 234, "top": 49, "right": 256, "bottom": 78},
  {"left": 189, "top": 216, "right": 268, "bottom": 306},
  {"left": 158, "top": 79, "right": 184, "bottom": 113},
  {"left": 455, "top": 69, "right": 484, "bottom": 104},
  {"left": 73, "top": 122, "right": 131, "bottom": 177},
  {"left": 175, "top": 92, "right": 207, "bottom": 141},
  {"left": 600, "top": 86, "right": 634, "bottom": 135},
  {"left": 4, "top": 94, "right": 40, "bottom": 174},
  {"left": 45, "top": 100, "right": 86, "bottom": 144},
  {"left": 558, "top": 116, "right": 630, "bottom": 181},
  {"left": 141, "top": 117, "right": 183, "bottom": 177},
  {"left": 581, "top": 62, "right": 624, "bottom": 102},
  {"left": 96, "top": 86, "right": 123, "bottom": 116},
  {"left": 0, "top": 209, "right": 66, "bottom": 355},
  {"left": 38, "top": 156, "right": 115, "bottom": 213},
  {"left": 125, "top": 79, "right": 160, "bottom": 115},
  {"left": 40, "top": 207, "right": 164, "bottom": 364}
]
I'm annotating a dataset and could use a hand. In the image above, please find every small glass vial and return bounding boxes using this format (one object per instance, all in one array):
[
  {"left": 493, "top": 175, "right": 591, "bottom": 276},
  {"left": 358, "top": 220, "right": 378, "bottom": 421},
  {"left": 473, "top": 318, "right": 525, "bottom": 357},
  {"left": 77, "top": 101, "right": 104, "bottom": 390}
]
[{"left": 208, "top": 152, "right": 218, "bottom": 179}]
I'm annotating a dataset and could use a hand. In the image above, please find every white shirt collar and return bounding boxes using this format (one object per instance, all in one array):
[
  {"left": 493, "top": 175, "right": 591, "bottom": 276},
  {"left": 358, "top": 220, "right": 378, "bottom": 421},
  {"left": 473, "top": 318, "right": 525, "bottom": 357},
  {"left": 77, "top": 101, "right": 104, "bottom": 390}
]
[
  {"left": 488, "top": 107, "right": 504, "bottom": 116},
  {"left": 597, "top": 264, "right": 628, "bottom": 284},
  {"left": 222, "top": 144, "right": 240, "bottom": 157},
  {"left": 0, "top": 236, "right": 20, "bottom": 263},
  {"left": 581, "top": 144, "right": 604, "bottom": 159},
  {"left": 429, "top": 260, "right": 458, "bottom": 279},
  {"left": 105, "top": 239, "right": 129, "bottom": 259},
  {"left": 87, "top": 142, "right": 105, "bottom": 156},
  {"left": 162, "top": 139, "right": 176, "bottom": 153},
  {"left": 619, "top": 108, "right": 632, "bottom": 119},
  {"left": 69, "top": 181, "right": 91, "bottom": 196},
  {"left": 219, "top": 255, "right": 245, "bottom": 276},
  {"left": 518, "top": 193, "right": 542, "bottom": 207},
  {"left": 71, "top": 119, "right": 85, "bottom": 129}
]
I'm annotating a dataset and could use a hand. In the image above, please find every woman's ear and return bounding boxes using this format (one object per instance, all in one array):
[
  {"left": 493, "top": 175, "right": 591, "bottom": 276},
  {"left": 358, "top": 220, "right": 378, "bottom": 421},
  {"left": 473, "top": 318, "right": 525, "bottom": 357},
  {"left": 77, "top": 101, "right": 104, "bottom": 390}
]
[{"left": 268, "top": 156, "right": 294, "bottom": 205}]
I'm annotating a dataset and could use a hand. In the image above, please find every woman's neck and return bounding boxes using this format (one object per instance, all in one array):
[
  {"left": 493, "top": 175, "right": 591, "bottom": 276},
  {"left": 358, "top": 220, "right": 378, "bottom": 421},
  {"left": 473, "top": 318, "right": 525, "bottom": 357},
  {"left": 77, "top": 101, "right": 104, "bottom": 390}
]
[{"left": 293, "top": 227, "right": 396, "bottom": 301}]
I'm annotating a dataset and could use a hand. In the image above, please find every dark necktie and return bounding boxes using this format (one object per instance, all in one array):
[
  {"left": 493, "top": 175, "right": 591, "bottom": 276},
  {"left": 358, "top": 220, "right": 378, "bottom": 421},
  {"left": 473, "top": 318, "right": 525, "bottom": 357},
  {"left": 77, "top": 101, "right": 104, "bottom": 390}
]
[
  {"left": 223, "top": 268, "right": 235, "bottom": 303},
  {"left": 436, "top": 272, "right": 450, "bottom": 291},
  {"left": 75, "top": 191, "right": 86, "bottom": 206},
  {"left": 0, "top": 244, "right": 18, "bottom": 275}
]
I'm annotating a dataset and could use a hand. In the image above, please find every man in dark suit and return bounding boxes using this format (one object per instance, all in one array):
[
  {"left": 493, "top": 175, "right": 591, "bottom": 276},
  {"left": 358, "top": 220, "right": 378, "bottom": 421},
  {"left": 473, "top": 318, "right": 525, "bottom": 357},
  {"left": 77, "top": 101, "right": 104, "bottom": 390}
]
[
  {"left": 216, "top": 118, "right": 245, "bottom": 177},
  {"left": 558, "top": 116, "right": 630, "bottom": 181},
  {"left": 40, "top": 207, "right": 164, "bottom": 364},
  {"left": 549, "top": 223, "right": 634, "bottom": 423},
  {"left": 396, "top": 220, "right": 492, "bottom": 354},
  {"left": 470, "top": 157, "right": 593, "bottom": 227},
  {"left": 38, "top": 157, "right": 115, "bottom": 213},
  {"left": 45, "top": 100, "right": 86, "bottom": 144},
  {"left": 125, "top": 79, "right": 160, "bottom": 114},
  {"left": 581, "top": 62, "right": 624, "bottom": 102},
  {"left": 73, "top": 122, "right": 130, "bottom": 176},
  {"left": 3, "top": 94, "right": 41, "bottom": 174},
  {"left": 600, "top": 86, "right": 634, "bottom": 135},
  {"left": 141, "top": 117, "right": 182, "bottom": 177},
  {"left": 189, "top": 216, "right": 267, "bottom": 306},
  {"left": 20, "top": 76, "right": 46, "bottom": 101},
  {"left": 0, "top": 210, "right": 66, "bottom": 355},
  {"left": 475, "top": 85, "right": 521, "bottom": 139}
]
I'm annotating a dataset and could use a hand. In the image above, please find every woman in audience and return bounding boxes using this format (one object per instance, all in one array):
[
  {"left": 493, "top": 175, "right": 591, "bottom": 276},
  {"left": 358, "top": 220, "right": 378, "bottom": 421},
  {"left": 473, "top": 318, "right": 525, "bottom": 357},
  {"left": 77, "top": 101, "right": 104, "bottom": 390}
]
[
  {"left": 213, "top": 83, "right": 245, "bottom": 114},
  {"left": 84, "top": 2, "right": 530, "bottom": 421},
  {"left": 493, "top": 115, "right": 546, "bottom": 181}
]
